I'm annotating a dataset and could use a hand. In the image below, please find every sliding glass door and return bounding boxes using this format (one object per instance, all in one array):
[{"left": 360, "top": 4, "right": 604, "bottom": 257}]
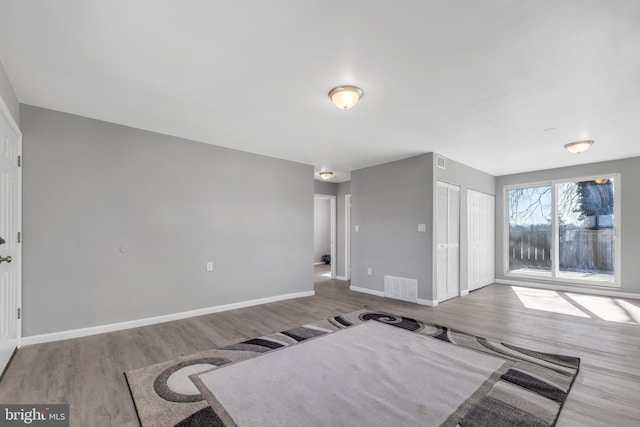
[{"left": 506, "top": 175, "right": 619, "bottom": 286}]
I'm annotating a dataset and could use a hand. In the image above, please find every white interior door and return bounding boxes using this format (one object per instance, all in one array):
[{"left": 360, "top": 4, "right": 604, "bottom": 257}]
[
  {"left": 467, "top": 190, "right": 495, "bottom": 291},
  {"left": 0, "top": 103, "right": 21, "bottom": 374},
  {"left": 436, "top": 182, "right": 460, "bottom": 302}
]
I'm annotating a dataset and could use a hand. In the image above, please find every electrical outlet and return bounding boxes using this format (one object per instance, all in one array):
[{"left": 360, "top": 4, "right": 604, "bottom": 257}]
[
  {"left": 367, "top": 267, "right": 372, "bottom": 275},
  {"left": 206, "top": 262, "right": 213, "bottom": 272},
  {"left": 355, "top": 225, "right": 359, "bottom": 232},
  {"left": 418, "top": 223, "right": 426, "bottom": 232}
]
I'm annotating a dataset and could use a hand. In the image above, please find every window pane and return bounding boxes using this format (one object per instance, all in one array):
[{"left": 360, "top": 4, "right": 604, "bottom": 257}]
[
  {"left": 558, "top": 178, "right": 615, "bottom": 282},
  {"left": 508, "top": 186, "right": 552, "bottom": 275}
]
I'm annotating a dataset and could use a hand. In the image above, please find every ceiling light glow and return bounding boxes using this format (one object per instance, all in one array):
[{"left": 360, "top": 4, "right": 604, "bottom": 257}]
[
  {"left": 564, "top": 140, "right": 594, "bottom": 154},
  {"left": 328, "top": 86, "right": 363, "bottom": 110}
]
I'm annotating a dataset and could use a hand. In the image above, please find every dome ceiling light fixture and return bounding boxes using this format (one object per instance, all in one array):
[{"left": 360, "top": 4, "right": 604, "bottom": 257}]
[
  {"left": 564, "top": 139, "right": 594, "bottom": 154},
  {"left": 328, "top": 85, "right": 363, "bottom": 110},
  {"left": 318, "top": 171, "right": 334, "bottom": 180}
]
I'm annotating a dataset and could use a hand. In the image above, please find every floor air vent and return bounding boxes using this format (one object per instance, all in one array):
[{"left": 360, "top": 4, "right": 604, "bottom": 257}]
[{"left": 384, "top": 276, "right": 418, "bottom": 303}]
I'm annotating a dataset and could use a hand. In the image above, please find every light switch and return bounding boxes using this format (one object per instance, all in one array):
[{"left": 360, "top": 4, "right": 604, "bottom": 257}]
[
  {"left": 206, "top": 262, "right": 213, "bottom": 272},
  {"left": 418, "top": 224, "right": 426, "bottom": 232},
  {"left": 367, "top": 267, "right": 372, "bottom": 275},
  {"left": 354, "top": 225, "right": 359, "bottom": 232}
]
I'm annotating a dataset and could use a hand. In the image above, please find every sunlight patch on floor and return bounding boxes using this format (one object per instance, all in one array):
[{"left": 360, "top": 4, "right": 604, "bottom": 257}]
[
  {"left": 512, "top": 287, "right": 589, "bottom": 318},
  {"left": 566, "top": 294, "right": 640, "bottom": 324},
  {"left": 616, "top": 300, "right": 640, "bottom": 323},
  {"left": 511, "top": 286, "right": 640, "bottom": 325},
  {"left": 321, "top": 272, "right": 331, "bottom": 278}
]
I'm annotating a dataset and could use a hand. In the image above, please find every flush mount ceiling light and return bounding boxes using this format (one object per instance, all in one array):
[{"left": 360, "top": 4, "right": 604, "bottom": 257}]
[
  {"left": 594, "top": 178, "right": 609, "bottom": 185},
  {"left": 319, "top": 171, "right": 334, "bottom": 180},
  {"left": 328, "top": 86, "right": 363, "bottom": 110},
  {"left": 564, "top": 140, "right": 594, "bottom": 154}
]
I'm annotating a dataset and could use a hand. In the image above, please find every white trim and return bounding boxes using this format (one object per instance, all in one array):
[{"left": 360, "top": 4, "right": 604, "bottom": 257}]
[
  {"left": 335, "top": 276, "right": 348, "bottom": 281},
  {"left": 21, "top": 290, "right": 315, "bottom": 346},
  {"left": 314, "top": 194, "right": 337, "bottom": 279},
  {"left": 460, "top": 290, "right": 469, "bottom": 296},
  {"left": 345, "top": 194, "right": 351, "bottom": 281},
  {"left": 349, "top": 286, "right": 384, "bottom": 297},
  {"left": 503, "top": 271, "right": 621, "bottom": 289},
  {"left": 417, "top": 298, "right": 439, "bottom": 307},
  {"left": 495, "top": 279, "right": 640, "bottom": 300}
]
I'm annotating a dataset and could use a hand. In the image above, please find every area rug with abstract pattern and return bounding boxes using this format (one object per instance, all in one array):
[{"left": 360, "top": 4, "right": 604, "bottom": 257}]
[{"left": 125, "top": 309, "right": 580, "bottom": 426}]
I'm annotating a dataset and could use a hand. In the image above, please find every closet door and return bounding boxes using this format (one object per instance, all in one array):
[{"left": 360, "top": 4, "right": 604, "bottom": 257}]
[
  {"left": 467, "top": 190, "right": 495, "bottom": 291},
  {"left": 436, "top": 182, "right": 460, "bottom": 302}
]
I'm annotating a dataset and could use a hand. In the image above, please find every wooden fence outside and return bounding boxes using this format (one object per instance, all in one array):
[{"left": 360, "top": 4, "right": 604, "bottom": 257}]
[{"left": 509, "top": 227, "right": 613, "bottom": 273}]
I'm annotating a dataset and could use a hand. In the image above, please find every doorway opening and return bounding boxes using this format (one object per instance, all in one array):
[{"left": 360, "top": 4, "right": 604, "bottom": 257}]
[
  {"left": 314, "top": 194, "right": 336, "bottom": 280},
  {"left": 345, "top": 194, "right": 351, "bottom": 281}
]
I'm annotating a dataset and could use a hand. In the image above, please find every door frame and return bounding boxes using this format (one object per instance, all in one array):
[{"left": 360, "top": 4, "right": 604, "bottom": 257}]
[
  {"left": 0, "top": 95, "right": 22, "bottom": 354},
  {"left": 314, "top": 194, "right": 336, "bottom": 279},
  {"left": 345, "top": 194, "right": 351, "bottom": 280}
]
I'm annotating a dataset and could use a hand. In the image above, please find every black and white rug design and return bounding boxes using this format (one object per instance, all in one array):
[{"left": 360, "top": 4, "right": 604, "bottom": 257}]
[{"left": 125, "top": 309, "right": 580, "bottom": 426}]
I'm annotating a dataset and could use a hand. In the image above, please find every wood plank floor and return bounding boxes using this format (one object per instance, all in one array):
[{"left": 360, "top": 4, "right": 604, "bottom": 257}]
[{"left": 1, "top": 272, "right": 639, "bottom": 426}]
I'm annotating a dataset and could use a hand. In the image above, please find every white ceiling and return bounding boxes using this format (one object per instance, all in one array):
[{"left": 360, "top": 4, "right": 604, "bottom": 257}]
[{"left": 1, "top": 0, "right": 639, "bottom": 182}]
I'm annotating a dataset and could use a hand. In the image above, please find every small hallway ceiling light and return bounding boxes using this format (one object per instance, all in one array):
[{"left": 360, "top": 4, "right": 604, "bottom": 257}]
[
  {"left": 564, "top": 140, "right": 594, "bottom": 154},
  {"left": 594, "top": 178, "right": 609, "bottom": 185},
  {"left": 328, "top": 85, "right": 363, "bottom": 110},
  {"left": 319, "top": 171, "right": 334, "bottom": 180}
]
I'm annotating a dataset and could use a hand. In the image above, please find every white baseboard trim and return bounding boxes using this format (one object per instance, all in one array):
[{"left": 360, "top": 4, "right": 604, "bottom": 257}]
[
  {"left": 460, "top": 290, "right": 469, "bottom": 296},
  {"left": 335, "top": 276, "right": 348, "bottom": 281},
  {"left": 417, "top": 298, "right": 438, "bottom": 307},
  {"left": 313, "top": 262, "right": 325, "bottom": 265},
  {"left": 21, "top": 290, "right": 316, "bottom": 346},
  {"left": 349, "top": 286, "right": 385, "bottom": 297},
  {"left": 495, "top": 279, "right": 640, "bottom": 300}
]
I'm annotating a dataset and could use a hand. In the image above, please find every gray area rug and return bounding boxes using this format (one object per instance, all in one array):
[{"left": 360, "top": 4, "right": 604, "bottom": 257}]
[{"left": 125, "top": 309, "right": 580, "bottom": 426}]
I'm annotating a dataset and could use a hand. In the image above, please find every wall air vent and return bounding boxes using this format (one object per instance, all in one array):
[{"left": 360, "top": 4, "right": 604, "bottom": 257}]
[
  {"left": 384, "top": 276, "right": 418, "bottom": 303},
  {"left": 436, "top": 155, "right": 446, "bottom": 169}
]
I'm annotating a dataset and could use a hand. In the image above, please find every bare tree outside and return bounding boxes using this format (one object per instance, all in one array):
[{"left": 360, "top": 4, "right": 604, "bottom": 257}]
[{"left": 508, "top": 186, "right": 552, "bottom": 272}]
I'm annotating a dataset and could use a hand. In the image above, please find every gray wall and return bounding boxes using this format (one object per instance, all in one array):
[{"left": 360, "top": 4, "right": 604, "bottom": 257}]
[
  {"left": 21, "top": 105, "right": 314, "bottom": 336},
  {"left": 433, "top": 154, "right": 496, "bottom": 295},
  {"left": 495, "top": 156, "right": 640, "bottom": 295},
  {"left": 351, "top": 155, "right": 433, "bottom": 300},
  {"left": 313, "top": 198, "right": 330, "bottom": 263},
  {"left": 336, "top": 181, "right": 351, "bottom": 278},
  {"left": 314, "top": 180, "right": 337, "bottom": 196},
  {"left": 0, "top": 58, "right": 19, "bottom": 125}
]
